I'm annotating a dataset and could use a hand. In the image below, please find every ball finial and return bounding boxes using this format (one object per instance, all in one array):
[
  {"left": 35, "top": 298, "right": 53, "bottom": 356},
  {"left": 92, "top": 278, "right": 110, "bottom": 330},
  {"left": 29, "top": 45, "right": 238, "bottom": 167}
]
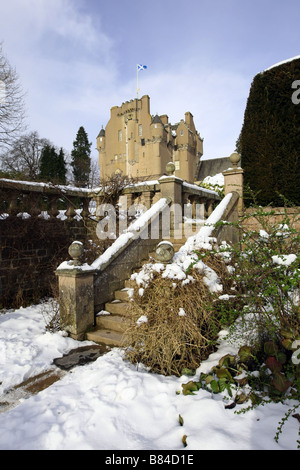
[
  {"left": 229, "top": 152, "right": 241, "bottom": 168},
  {"left": 166, "top": 162, "right": 175, "bottom": 176},
  {"left": 68, "top": 241, "right": 84, "bottom": 266}
]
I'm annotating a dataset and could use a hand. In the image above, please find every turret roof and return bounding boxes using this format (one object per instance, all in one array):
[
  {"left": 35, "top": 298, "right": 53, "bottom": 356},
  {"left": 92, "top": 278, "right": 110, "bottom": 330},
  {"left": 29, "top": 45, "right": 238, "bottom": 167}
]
[
  {"left": 151, "top": 114, "right": 163, "bottom": 124},
  {"left": 97, "top": 126, "right": 105, "bottom": 137}
]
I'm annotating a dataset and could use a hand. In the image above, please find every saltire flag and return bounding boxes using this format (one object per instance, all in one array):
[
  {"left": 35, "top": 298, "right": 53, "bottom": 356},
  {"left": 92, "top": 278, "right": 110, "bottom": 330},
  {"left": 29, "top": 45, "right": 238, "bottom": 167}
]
[{"left": 137, "top": 64, "right": 147, "bottom": 71}]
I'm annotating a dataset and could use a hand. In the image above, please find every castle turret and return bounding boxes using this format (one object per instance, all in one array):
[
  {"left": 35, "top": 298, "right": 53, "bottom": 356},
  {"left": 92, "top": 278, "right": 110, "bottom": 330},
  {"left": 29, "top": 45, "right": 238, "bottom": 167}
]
[
  {"left": 97, "top": 126, "right": 105, "bottom": 151},
  {"left": 151, "top": 114, "right": 166, "bottom": 141}
]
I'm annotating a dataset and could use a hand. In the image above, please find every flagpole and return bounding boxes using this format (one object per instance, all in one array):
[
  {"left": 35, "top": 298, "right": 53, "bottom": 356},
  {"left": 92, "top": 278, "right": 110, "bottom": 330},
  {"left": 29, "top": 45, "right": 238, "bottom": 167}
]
[{"left": 137, "top": 65, "right": 147, "bottom": 99}]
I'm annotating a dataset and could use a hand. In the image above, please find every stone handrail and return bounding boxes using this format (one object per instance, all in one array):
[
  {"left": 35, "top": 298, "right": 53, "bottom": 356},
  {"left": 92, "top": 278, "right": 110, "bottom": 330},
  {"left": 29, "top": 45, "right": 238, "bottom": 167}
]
[
  {"left": 0, "top": 176, "right": 220, "bottom": 222},
  {"left": 123, "top": 176, "right": 220, "bottom": 214},
  {"left": 0, "top": 178, "right": 103, "bottom": 220},
  {"left": 56, "top": 197, "right": 173, "bottom": 339}
]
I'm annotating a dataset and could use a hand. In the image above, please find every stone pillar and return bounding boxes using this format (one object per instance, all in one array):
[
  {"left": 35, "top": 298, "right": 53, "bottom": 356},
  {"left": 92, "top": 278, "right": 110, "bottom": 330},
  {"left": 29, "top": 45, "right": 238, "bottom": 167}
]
[
  {"left": 142, "top": 191, "right": 154, "bottom": 209},
  {"left": 56, "top": 242, "right": 95, "bottom": 340},
  {"left": 223, "top": 152, "right": 244, "bottom": 214},
  {"left": 158, "top": 162, "right": 183, "bottom": 235},
  {"left": 206, "top": 199, "right": 214, "bottom": 216},
  {"left": 159, "top": 162, "right": 183, "bottom": 205}
]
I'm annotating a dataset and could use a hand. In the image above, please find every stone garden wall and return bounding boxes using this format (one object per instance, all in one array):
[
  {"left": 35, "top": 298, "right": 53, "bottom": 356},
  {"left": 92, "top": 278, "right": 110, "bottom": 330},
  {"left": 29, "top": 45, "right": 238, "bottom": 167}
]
[{"left": 0, "top": 216, "right": 89, "bottom": 307}]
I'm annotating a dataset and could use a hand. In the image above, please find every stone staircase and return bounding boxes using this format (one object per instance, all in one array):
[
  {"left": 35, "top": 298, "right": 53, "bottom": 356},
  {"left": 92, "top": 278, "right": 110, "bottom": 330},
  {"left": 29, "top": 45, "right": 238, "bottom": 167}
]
[
  {"left": 85, "top": 282, "right": 134, "bottom": 347},
  {"left": 85, "top": 224, "right": 200, "bottom": 347}
]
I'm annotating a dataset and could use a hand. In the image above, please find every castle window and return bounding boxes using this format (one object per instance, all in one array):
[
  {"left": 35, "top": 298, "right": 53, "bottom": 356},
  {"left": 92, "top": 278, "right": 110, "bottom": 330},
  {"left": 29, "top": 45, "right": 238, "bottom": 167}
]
[
  {"left": 138, "top": 124, "right": 142, "bottom": 136},
  {"left": 180, "top": 130, "right": 184, "bottom": 136},
  {"left": 118, "top": 130, "right": 122, "bottom": 141},
  {"left": 175, "top": 161, "right": 180, "bottom": 170}
]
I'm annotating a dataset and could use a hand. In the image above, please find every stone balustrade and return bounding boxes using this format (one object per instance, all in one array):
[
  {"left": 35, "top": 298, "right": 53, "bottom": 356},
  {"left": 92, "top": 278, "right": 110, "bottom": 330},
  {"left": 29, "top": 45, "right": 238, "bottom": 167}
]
[
  {"left": 0, "top": 172, "right": 220, "bottom": 224},
  {"left": 122, "top": 163, "right": 220, "bottom": 220},
  {"left": 0, "top": 178, "right": 101, "bottom": 220}
]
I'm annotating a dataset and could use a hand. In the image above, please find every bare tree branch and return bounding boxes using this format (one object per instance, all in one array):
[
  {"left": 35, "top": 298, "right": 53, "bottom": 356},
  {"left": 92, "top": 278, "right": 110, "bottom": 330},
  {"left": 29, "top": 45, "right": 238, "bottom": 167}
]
[
  {"left": 1, "top": 131, "right": 51, "bottom": 180},
  {"left": 0, "top": 42, "right": 27, "bottom": 152}
]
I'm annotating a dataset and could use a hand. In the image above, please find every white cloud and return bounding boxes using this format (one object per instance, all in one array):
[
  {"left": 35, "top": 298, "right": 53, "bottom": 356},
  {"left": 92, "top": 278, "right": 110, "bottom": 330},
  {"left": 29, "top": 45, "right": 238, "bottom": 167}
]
[
  {"left": 0, "top": 0, "right": 251, "bottom": 162},
  {"left": 0, "top": 0, "right": 116, "bottom": 155},
  {"left": 136, "top": 63, "right": 250, "bottom": 158}
]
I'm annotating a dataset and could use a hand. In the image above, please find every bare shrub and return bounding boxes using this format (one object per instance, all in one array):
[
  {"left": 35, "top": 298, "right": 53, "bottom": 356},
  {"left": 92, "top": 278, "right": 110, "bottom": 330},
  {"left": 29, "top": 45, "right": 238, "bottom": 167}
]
[
  {"left": 124, "top": 269, "right": 222, "bottom": 376},
  {"left": 41, "top": 297, "right": 60, "bottom": 332}
]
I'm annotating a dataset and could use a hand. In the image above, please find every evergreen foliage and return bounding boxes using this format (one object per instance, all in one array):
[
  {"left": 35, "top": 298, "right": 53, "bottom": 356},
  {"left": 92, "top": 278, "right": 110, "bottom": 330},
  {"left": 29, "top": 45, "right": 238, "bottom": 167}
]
[
  {"left": 56, "top": 148, "right": 67, "bottom": 184},
  {"left": 39, "top": 144, "right": 67, "bottom": 184},
  {"left": 71, "top": 126, "right": 91, "bottom": 187},
  {"left": 237, "top": 57, "right": 300, "bottom": 206}
]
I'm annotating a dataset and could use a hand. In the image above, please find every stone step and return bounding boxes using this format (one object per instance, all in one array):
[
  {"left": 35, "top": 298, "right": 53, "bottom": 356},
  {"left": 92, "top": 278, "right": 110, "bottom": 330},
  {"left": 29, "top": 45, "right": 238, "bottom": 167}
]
[
  {"left": 124, "top": 279, "right": 137, "bottom": 289},
  {"left": 86, "top": 329, "right": 125, "bottom": 347},
  {"left": 87, "top": 234, "right": 189, "bottom": 349},
  {"left": 114, "top": 288, "right": 134, "bottom": 301},
  {"left": 105, "top": 300, "right": 131, "bottom": 316},
  {"left": 96, "top": 314, "right": 128, "bottom": 333}
]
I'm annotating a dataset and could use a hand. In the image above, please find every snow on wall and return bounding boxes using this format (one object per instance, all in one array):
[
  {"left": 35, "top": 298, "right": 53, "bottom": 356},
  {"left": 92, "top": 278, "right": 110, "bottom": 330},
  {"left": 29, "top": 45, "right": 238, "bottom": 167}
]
[
  {"left": 264, "top": 55, "right": 300, "bottom": 72},
  {"left": 131, "top": 192, "right": 234, "bottom": 295},
  {"left": 57, "top": 197, "right": 170, "bottom": 272}
]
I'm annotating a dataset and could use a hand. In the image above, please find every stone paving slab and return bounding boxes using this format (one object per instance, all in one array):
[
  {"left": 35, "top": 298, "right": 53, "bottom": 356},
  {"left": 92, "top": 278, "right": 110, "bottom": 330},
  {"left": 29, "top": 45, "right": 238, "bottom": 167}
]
[
  {"left": 53, "top": 344, "right": 110, "bottom": 370},
  {"left": 0, "top": 344, "right": 111, "bottom": 414}
]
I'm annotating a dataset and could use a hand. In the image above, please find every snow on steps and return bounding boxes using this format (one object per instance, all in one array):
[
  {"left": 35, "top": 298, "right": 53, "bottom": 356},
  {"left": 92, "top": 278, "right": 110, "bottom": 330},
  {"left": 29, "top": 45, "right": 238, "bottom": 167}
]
[
  {"left": 86, "top": 235, "right": 189, "bottom": 347},
  {"left": 86, "top": 289, "right": 132, "bottom": 347}
]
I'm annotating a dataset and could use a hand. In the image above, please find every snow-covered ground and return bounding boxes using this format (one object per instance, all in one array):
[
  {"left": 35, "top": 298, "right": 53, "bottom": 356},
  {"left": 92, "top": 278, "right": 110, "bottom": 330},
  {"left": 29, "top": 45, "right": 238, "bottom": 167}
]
[{"left": 0, "top": 301, "right": 298, "bottom": 451}]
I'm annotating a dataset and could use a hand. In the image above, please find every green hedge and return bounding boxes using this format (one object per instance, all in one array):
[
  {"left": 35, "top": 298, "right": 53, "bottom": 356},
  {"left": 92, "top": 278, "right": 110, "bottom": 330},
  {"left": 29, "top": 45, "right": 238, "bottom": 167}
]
[{"left": 237, "top": 57, "right": 300, "bottom": 206}]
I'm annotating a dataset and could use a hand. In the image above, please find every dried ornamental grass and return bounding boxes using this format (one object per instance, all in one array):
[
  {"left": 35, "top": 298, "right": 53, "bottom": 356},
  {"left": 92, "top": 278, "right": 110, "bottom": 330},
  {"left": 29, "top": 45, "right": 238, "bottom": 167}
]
[{"left": 124, "top": 269, "right": 222, "bottom": 376}]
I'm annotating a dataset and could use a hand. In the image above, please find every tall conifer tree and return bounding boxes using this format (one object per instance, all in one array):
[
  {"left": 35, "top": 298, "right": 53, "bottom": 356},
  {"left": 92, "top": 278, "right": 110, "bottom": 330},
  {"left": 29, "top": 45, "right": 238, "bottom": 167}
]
[
  {"left": 39, "top": 145, "right": 67, "bottom": 184},
  {"left": 39, "top": 144, "right": 53, "bottom": 181},
  {"left": 71, "top": 126, "right": 91, "bottom": 187},
  {"left": 237, "top": 57, "right": 300, "bottom": 206},
  {"left": 56, "top": 148, "right": 67, "bottom": 184}
]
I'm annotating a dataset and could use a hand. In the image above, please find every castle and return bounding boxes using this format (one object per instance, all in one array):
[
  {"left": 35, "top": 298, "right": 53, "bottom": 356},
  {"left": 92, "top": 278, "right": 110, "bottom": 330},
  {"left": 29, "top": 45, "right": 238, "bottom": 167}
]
[{"left": 96, "top": 95, "right": 204, "bottom": 182}]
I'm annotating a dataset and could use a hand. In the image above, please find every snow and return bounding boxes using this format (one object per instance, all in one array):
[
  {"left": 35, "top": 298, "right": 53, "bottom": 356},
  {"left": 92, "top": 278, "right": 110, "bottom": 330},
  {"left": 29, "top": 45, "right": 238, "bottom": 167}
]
[
  {"left": 182, "top": 181, "right": 219, "bottom": 197},
  {"left": 180, "top": 192, "right": 233, "bottom": 252},
  {"left": 136, "top": 315, "right": 148, "bottom": 326},
  {"left": 0, "top": 301, "right": 298, "bottom": 450},
  {"left": 129, "top": 193, "right": 232, "bottom": 294},
  {"left": 0, "top": 193, "right": 298, "bottom": 450},
  {"left": 56, "top": 198, "right": 170, "bottom": 272},
  {"left": 202, "top": 173, "right": 224, "bottom": 187},
  {"left": 264, "top": 55, "right": 300, "bottom": 72},
  {"left": 0, "top": 178, "right": 97, "bottom": 193},
  {"left": 90, "top": 198, "right": 169, "bottom": 271},
  {"left": 178, "top": 308, "right": 186, "bottom": 317},
  {"left": 272, "top": 254, "right": 297, "bottom": 266}
]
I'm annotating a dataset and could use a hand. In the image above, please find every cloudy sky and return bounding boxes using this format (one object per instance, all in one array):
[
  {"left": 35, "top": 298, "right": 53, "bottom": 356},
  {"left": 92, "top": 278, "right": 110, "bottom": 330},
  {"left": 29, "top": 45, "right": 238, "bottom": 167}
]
[{"left": 0, "top": 0, "right": 299, "bottom": 163}]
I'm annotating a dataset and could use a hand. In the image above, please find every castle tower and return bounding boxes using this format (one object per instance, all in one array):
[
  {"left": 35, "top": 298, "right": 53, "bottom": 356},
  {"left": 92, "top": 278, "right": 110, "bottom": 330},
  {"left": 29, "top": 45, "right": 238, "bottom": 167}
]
[{"left": 97, "top": 96, "right": 203, "bottom": 182}]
